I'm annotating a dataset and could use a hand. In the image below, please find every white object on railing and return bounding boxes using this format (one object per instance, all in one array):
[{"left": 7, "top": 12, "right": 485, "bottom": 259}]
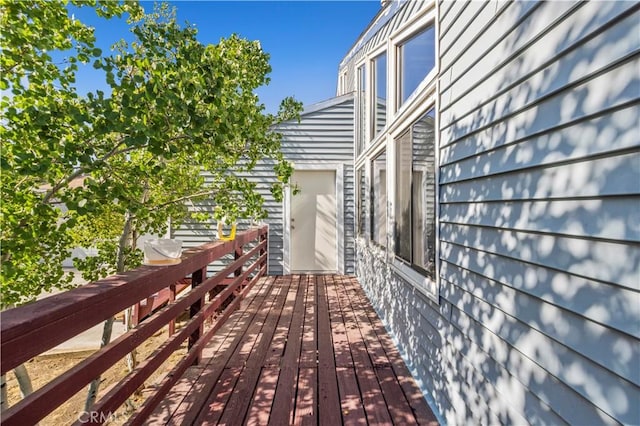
[{"left": 143, "top": 239, "right": 183, "bottom": 265}]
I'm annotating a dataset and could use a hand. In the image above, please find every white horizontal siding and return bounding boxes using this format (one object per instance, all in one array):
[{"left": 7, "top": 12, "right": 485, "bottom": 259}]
[
  {"left": 441, "top": 3, "right": 638, "bottom": 129},
  {"left": 440, "top": 197, "right": 640, "bottom": 243},
  {"left": 173, "top": 96, "right": 355, "bottom": 275},
  {"left": 435, "top": 0, "right": 640, "bottom": 423},
  {"left": 353, "top": 0, "right": 640, "bottom": 424},
  {"left": 441, "top": 223, "right": 639, "bottom": 289},
  {"left": 278, "top": 97, "right": 355, "bottom": 273}
]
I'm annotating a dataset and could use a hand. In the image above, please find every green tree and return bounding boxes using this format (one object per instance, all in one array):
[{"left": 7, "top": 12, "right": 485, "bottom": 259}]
[{"left": 1, "top": 0, "right": 301, "bottom": 411}]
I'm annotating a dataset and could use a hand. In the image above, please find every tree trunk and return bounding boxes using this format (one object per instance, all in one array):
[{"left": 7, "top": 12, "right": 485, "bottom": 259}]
[
  {"left": 1, "top": 374, "right": 7, "bottom": 412},
  {"left": 13, "top": 364, "right": 33, "bottom": 398},
  {"left": 124, "top": 226, "right": 138, "bottom": 372},
  {"left": 83, "top": 316, "right": 115, "bottom": 410},
  {"left": 0, "top": 364, "right": 35, "bottom": 412},
  {"left": 84, "top": 212, "right": 133, "bottom": 411},
  {"left": 124, "top": 307, "right": 137, "bottom": 372}
]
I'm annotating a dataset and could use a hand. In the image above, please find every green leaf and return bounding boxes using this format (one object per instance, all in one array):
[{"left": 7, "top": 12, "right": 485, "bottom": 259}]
[{"left": 1, "top": 0, "right": 298, "bottom": 310}]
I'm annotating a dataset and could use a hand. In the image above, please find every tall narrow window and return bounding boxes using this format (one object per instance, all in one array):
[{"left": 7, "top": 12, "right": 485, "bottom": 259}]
[
  {"left": 356, "top": 65, "right": 366, "bottom": 155},
  {"left": 357, "top": 167, "right": 366, "bottom": 236},
  {"left": 395, "top": 108, "right": 436, "bottom": 277},
  {"left": 396, "top": 129, "right": 412, "bottom": 260},
  {"left": 398, "top": 26, "right": 435, "bottom": 107},
  {"left": 371, "top": 52, "right": 387, "bottom": 139},
  {"left": 371, "top": 150, "right": 387, "bottom": 246},
  {"left": 342, "top": 71, "right": 347, "bottom": 94}
]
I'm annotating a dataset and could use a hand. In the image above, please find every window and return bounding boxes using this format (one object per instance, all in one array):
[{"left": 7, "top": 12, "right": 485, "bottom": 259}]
[
  {"left": 371, "top": 52, "right": 387, "bottom": 139},
  {"left": 371, "top": 150, "right": 387, "bottom": 246},
  {"left": 356, "top": 64, "right": 366, "bottom": 155},
  {"left": 395, "top": 108, "right": 436, "bottom": 277},
  {"left": 339, "top": 71, "right": 348, "bottom": 95},
  {"left": 398, "top": 26, "right": 435, "bottom": 107},
  {"left": 357, "top": 167, "right": 366, "bottom": 236}
]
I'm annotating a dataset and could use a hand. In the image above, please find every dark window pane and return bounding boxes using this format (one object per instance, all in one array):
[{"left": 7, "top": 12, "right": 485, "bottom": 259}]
[
  {"left": 357, "top": 167, "right": 366, "bottom": 235},
  {"left": 394, "top": 108, "right": 436, "bottom": 278},
  {"left": 372, "top": 52, "right": 387, "bottom": 138},
  {"left": 395, "top": 130, "right": 412, "bottom": 261},
  {"left": 399, "top": 26, "right": 435, "bottom": 106},
  {"left": 356, "top": 65, "right": 366, "bottom": 155},
  {"left": 371, "top": 150, "right": 387, "bottom": 246},
  {"left": 412, "top": 109, "right": 436, "bottom": 275}
]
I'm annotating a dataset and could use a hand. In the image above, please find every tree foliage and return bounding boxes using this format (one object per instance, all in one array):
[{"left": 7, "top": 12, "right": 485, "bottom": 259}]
[{"left": 1, "top": 0, "right": 302, "bottom": 307}]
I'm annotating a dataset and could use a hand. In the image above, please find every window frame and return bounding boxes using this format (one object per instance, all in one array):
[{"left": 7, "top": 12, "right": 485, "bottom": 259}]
[
  {"left": 356, "top": 166, "right": 367, "bottom": 237},
  {"left": 369, "top": 147, "right": 387, "bottom": 248},
  {"left": 396, "top": 24, "right": 436, "bottom": 110},
  {"left": 355, "top": 62, "right": 367, "bottom": 156},
  {"left": 369, "top": 50, "right": 388, "bottom": 142},
  {"left": 393, "top": 108, "right": 436, "bottom": 279},
  {"left": 387, "top": 5, "right": 440, "bottom": 302},
  {"left": 352, "top": 2, "right": 440, "bottom": 303},
  {"left": 389, "top": 7, "right": 437, "bottom": 121}
]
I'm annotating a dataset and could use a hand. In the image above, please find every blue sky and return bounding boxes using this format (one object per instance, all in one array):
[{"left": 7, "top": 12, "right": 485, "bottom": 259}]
[{"left": 70, "top": 1, "right": 381, "bottom": 114}]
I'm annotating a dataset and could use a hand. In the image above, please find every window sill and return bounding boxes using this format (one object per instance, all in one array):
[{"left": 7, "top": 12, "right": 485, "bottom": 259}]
[{"left": 391, "top": 258, "right": 438, "bottom": 304}]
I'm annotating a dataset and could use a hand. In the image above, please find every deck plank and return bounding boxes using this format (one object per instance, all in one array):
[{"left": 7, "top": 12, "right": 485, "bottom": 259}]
[
  {"left": 356, "top": 366, "right": 394, "bottom": 425},
  {"left": 148, "top": 276, "right": 274, "bottom": 423},
  {"left": 376, "top": 366, "right": 420, "bottom": 425},
  {"left": 294, "top": 276, "right": 318, "bottom": 425},
  {"left": 334, "top": 275, "right": 372, "bottom": 369},
  {"left": 316, "top": 275, "right": 343, "bottom": 426},
  {"left": 202, "top": 275, "right": 293, "bottom": 425},
  {"left": 299, "top": 275, "right": 317, "bottom": 368},
  {"left": 333, "top": 276, "right": 393, "bottom": 424},
  {"left": 347, "top": 276, "right": 439, "bottom": 425},
  {"left": 170, "top": 276, "right": 285, "bottom": 425},
  {"left": 264, "top": 275, "right": 300, "bottom": 367},
  {"left": 336, "top": 367, "right": 367, "bottom": 424},
  {"left": 155, "top": 275, "right": 438, "bottom": 426},
  {"left": 339, "top": 275, "right": 390, "bottom": 367},
  {"left": 325, "top": 275, "right": 354, "bottom": 368},
  {"left": 245, "top": 367, "right": 280, "bottom": 426},
  {"left": 196, "top": 366, "right": 241, "bottom": 425},
  {"left": 270, "top": 275, "right": 307, "bottom": 425},
  {"left": 293, "top": 367, "right": 317, "bottom": 425}
]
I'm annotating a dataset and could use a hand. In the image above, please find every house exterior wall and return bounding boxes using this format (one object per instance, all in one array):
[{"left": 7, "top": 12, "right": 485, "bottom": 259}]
[
  {"left": 172, "top": 95, "right": 356, "bottom": 275},
  {"left": 171, "top": 163, "right": 284, "bottom": 273},
  {"left": 347, "top": 1, "right": 639, "bottom": 425},
  {"left": 279, "top": 95, "right": 356, "bottom": 275}
]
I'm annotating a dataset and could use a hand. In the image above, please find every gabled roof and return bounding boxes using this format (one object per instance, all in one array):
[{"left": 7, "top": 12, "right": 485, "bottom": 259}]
[
  {"left": 339, "top": 0, "right": 405, "bottom": 68},
  {"left": 298, "top": 93, "right": 354, "bottom": 117}
]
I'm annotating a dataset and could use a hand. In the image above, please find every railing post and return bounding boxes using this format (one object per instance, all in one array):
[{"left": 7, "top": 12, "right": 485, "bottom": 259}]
[
  {"left": 132, "top": 303, "right": 140, "bottom": 326},
  {"left": 168, "top": 283, "right": 176, "bottom": 336},
  {"left": 260, "top": 227, "right": 268, "bottom": 270},
  {"left": 234, "top": 243, "right": 243, "bottom": 294},
  {"left": 189, "top": 266, "right": 207, "bottom": 365}
]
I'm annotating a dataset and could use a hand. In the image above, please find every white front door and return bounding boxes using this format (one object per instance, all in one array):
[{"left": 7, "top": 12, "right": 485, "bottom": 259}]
[{"left": 290, "top": 170, "right": 337, "bottom": 273}]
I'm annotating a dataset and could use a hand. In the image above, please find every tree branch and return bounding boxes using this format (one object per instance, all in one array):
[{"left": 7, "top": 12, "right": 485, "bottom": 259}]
[
  {"left": 150, "top": 190, "right": 215, "bottom": 211},
  {"left": 41, "top": 167, "right": 86, "bottom": 204},
  {"left": 41, "top": 136, "right": 138, "bottom": 204}
]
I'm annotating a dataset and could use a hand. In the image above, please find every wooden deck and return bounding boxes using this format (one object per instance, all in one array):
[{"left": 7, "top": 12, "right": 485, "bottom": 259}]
[{"left": 149, "top": 274, "right": 438, "bottom": 425}]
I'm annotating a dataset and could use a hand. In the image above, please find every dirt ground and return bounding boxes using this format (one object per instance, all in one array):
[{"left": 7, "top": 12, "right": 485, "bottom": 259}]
[{"left": 5, "top": 318, "right": 189, "bottom": 425}]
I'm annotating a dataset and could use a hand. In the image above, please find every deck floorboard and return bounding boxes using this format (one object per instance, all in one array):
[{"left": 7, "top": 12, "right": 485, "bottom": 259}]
[{"left": 152, "top": 274, "right": 438, "bottom": 425}]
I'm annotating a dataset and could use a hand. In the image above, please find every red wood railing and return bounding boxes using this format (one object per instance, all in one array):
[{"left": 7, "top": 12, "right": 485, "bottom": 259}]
[{"left": 0, "top": 225, "right": 268, "bottom": 425}]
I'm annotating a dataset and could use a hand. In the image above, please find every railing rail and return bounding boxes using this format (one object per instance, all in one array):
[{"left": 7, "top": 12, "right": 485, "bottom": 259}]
[{"left": 0, "top": 225, "right": 268, "bottom": 425}]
